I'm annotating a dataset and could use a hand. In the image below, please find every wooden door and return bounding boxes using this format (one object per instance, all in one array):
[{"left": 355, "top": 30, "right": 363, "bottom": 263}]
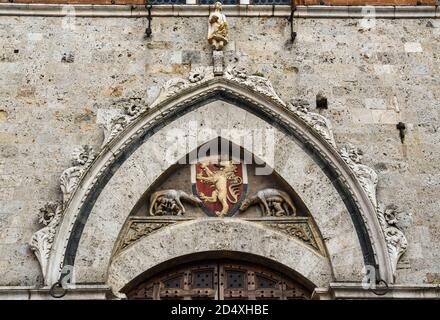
[{"left": 126, "top": 260, "right": 311, "bottom": 300}]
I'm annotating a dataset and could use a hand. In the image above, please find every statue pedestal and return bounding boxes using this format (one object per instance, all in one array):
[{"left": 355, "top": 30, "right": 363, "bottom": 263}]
[{"left": 213, "top": 50, "right": 224, "bottom": 76}]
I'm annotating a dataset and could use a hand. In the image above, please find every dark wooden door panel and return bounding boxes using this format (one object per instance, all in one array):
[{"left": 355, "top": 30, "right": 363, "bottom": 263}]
[{"left": 126, "top": 260, "right": 311, "bottom": 300}]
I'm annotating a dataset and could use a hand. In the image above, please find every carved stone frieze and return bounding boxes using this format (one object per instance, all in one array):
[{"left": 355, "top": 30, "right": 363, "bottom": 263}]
[
  {"left": 29, "top": 202, "right": 63, "bottom": 282},
  {"left": 377, "top": 205, "right": 408, "bottom": 277},
  {"left": 340, "top": 144, "right": 378, "bottom": 208}
]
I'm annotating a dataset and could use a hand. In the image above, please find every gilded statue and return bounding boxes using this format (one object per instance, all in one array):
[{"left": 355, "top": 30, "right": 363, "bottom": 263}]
[
  {"left": 196, "top": 160, "right": 242, "bottom": 217},
  {"left": 208, "top": 2, "right": 228, "bottom": 51}
]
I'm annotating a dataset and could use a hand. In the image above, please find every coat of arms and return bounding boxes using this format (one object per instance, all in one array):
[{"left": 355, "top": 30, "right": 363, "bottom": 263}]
[{"left": 191, "top": 158, "right": 247, "bottom": 217}]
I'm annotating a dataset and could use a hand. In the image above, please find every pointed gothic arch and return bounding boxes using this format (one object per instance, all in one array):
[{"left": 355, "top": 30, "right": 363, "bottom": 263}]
[{"left": 34, "top": 68, "right": 395, "bottom": 293}]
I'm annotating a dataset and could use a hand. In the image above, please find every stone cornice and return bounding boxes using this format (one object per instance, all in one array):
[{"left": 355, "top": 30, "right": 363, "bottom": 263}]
[
  {"left": 1, "top": 283, "right": 438, "bottom": 299},
  {"left": 0, "top": 4, "right": 438, "bottom": 18},
  {"left": 313, "top": 283, "right": 440, "bottom": 299}
]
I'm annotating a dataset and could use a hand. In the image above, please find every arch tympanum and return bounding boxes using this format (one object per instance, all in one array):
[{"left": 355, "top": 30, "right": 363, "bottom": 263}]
[{"left": 30, "top": 66, "right": 395, "bottom": 297}]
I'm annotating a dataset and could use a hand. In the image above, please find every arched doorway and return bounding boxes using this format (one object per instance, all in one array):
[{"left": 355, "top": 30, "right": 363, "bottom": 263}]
[{"left": 125, "top": 259, "right": 312, "bottom": 300}]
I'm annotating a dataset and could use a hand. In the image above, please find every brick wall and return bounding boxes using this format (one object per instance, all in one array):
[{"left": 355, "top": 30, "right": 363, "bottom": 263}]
[{"left": 0, "top": 0, "right": 437, "bottom": 6}]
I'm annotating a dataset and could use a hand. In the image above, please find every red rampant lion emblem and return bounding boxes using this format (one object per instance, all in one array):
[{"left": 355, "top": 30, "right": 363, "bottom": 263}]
[{"left": 192, "top": 159, "right": 247, "bottom": 217}]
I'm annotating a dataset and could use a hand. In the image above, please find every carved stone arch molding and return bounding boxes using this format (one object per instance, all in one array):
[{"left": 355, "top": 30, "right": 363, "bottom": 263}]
[{"left": 31, "top": 66, "right": 404, "bottom": 293}]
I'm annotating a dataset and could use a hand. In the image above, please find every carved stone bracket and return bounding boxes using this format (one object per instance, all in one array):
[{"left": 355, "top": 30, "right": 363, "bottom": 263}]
[
  {"left": 213, "top": 50, "right": 224, "bottom": 76},
  {"left": 377, "top": 205, "right": 409, "bottom": 278}
]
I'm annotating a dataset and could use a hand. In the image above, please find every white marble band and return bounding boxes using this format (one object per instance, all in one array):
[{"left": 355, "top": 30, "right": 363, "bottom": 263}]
[{"left": 0, "top": 4, "right": 438, "bottom": 19}]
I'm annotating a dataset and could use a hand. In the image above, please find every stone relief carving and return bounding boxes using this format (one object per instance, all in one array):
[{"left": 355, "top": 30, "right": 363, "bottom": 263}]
[
  {"left": 196, "top": 161, "right": 243, "bottom": 217},
  {"left": 149, "top": 190, "right": 202, "bottom": 216},
  {"left": 119, "top": 221, "right": 173, "bottom": 252},
  {"left": 30, "top": 52, "right": 409, "bottom": 284},
  {"left": 30, "top": 146, "right": 95, "bottom": 280},
  {"left": 59, "top": 145, "right": 96, "bottom": 205},
  {"left": 224, "top": 65, "right": 286, "bottom": 106},
  {"left": 102, "top": 98, "right": 145, "bottom": 146},
  {"left": 153, "top": 66, "right": 214, "bottom": 103},
  {"left": 240, "top": 188, "right": 297, "bottom": 217},
  {"left": 288, "top": 98, "right": 336, "bottom": 148},
  {"left": 340, "top": 144, "right": 378, "bottom": 207},
  {"left": 263, "top": 221, "right": 321, "bottom": 253},
  {"left": 29, "top": 202, "right": 63, "bottom": 281},
  {"left": 377, "top": 205, "right": 408, "bottom": 277}
]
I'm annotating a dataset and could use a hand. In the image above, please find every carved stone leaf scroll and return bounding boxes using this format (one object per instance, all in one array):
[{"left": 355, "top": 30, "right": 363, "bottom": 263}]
[
  {"left": 29, "top": 202, "right": 63, "bottom": 283},
  {"left": 377, "top": 205, "right": 408, "bottom": 277},
  {"left": 224, "top": 65, "right": 286, "bottom": 106},
  {"left": 340, "top": 144, "right": 378, "bottom": 208},
  {"left": 30, "top": 145, "right": 95, "bottom": 281},
  {"left": 60, "top": 145, "right": 96, "bottom": 205},
  {"left": 101, "top": 98, "right": 146, "bottom": 147},
  {"left": 288, "top": 99, "right": 337, "bottom": 148}
]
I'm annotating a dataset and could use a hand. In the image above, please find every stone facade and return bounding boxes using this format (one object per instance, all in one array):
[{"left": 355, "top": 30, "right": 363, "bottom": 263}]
[{"left": 0, "top": 6, "right": 439, "bottom": 298}]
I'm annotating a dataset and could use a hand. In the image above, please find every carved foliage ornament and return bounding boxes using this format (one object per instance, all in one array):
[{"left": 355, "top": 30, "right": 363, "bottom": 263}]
[
  {"left": 102, "top": 98, "right": 146, "bottom": 146},
  {"left": 29, "top": 201, "right": 63, "bottom": 281},
  {"left": 30, "top": 145, "right": 95, "bottom": 281},
  {"left": 60, "top": 145, "right": 96, "bottom": 205},
  {"left": 377, "top": 205, "right": 408, "bottom": 276},
  {"left": 340, "top": 144, "right": 378, "bottom": 208},
  {"left": 288, "top": 98, "right": 336, "bottom": 148}
]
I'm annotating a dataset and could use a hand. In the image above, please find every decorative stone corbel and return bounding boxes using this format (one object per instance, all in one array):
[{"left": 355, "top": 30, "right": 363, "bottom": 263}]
[
  {"left": 29, "top": 202, "right": 63, "bottom": 283},
  {"left": 288, "top": 98, "right": 337, "bottom": 148},
  {"left": 377, "top": 204, "right": 409, "bottom": 277},
  {"left": 340, "top": 144, "right": 378, "bottom": 208},
  {"left": 60, "top": 145, "right": 96, "bottom": 206}
]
